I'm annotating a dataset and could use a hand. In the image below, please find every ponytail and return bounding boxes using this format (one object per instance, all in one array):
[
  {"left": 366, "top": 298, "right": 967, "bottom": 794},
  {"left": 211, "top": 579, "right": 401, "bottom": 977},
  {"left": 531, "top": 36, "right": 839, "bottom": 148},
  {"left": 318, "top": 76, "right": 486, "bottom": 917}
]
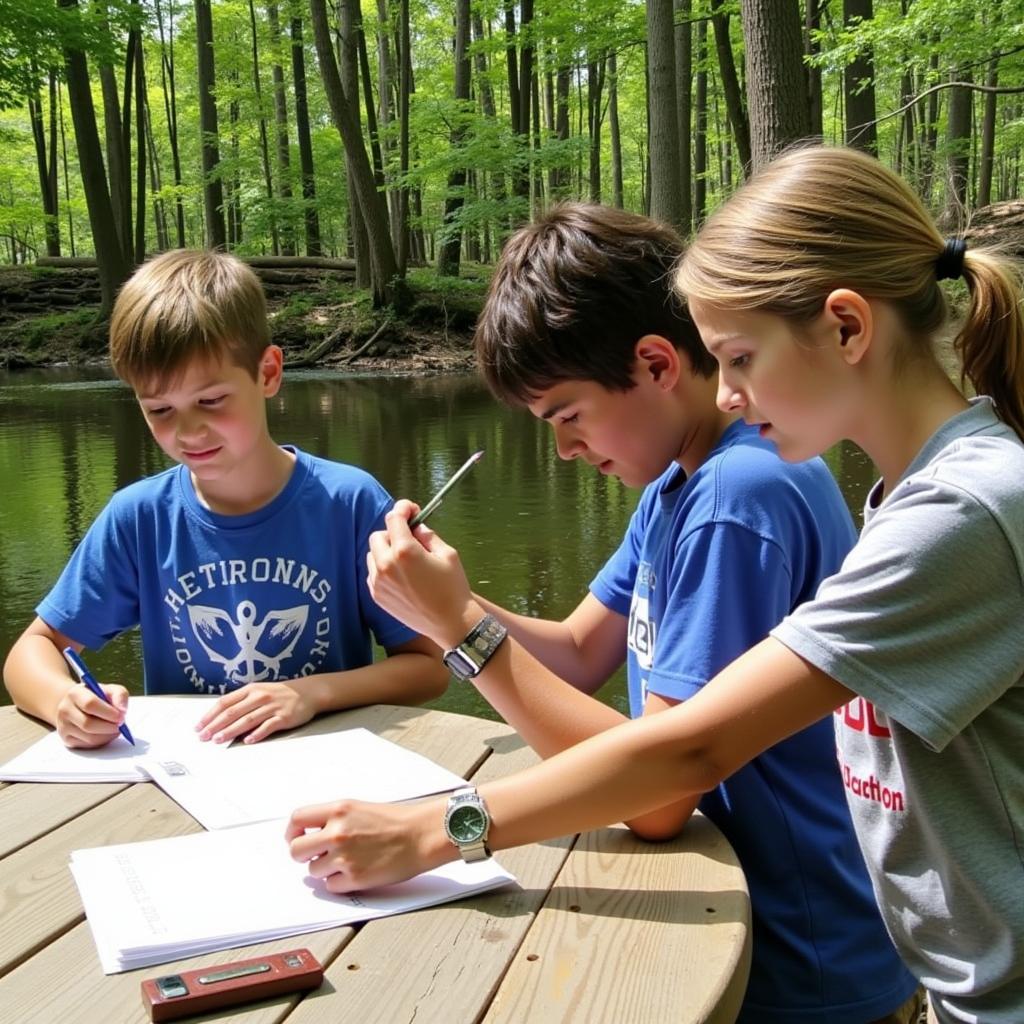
[{"left": 958, "top": 250, "right": 1024, "bottom": 440}]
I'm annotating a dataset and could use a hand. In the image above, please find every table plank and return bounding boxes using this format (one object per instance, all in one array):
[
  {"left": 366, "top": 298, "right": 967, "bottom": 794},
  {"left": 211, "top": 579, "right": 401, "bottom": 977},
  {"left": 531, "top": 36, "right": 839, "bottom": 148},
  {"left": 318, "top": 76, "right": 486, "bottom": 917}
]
[
  {"left": 0, "top": 706, "right": 50, "bottom": 762},
  {"left": 285, "top": 731, "right": 577, "bottom": 1024},
  {"left": 0, "top": 784, "right": 201, "bottom": 977},
  {"left": 0, "top": 782, "right": 128, "bottom": 858},
  {"left": 484, "top": 815, "right": 751, "bottom": 1024},
  {"left": 0, "top": 705, "right": 512, "bottom": 1019},
  {"left": 0, "top": 918, "right": 363, "bottom": 1024}
]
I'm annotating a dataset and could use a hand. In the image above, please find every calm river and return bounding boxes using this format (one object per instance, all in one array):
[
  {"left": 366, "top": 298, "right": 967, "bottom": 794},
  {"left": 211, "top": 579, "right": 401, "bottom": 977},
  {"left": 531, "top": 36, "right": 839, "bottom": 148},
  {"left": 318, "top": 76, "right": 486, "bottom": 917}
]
[{"left": 0, "top": 368, "right": 877, "bottom": 719}]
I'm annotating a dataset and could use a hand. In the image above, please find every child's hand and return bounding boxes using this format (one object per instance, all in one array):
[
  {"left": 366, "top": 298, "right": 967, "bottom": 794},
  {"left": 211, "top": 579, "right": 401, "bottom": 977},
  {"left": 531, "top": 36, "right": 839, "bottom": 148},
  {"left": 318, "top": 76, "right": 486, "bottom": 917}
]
[
  {"left": 55, "top": 682, "right": 130, "bottom": 749},
  {"left": 367, "top": 502, "right": 476, "bottom": 647},
  {"left": 285, "top": 796, "right": 443, "bottom": 893},
  {"left": 196, "top": 682, "right": 316, "bottom": 744}
]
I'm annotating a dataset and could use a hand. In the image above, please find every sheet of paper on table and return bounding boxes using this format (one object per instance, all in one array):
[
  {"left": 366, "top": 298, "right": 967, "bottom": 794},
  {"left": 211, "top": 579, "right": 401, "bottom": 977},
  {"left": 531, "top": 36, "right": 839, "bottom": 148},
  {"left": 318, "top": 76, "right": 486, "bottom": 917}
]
[
  {"left": 70, "top": 818, "right": 516, "bottom": 973},
  {"left": 0, "top": 697, "right": 230, "bottom": 782},
  {"left": 142, "top": 728, "right": 470, "bottom": 830}
]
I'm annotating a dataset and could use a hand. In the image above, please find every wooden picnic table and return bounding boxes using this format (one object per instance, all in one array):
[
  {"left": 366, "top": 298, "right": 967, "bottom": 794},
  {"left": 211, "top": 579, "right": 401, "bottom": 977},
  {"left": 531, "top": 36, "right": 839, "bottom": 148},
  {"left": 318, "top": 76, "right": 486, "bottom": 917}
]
[{"left": 0, "top": 702, "right": 750, "bottom": 1023}]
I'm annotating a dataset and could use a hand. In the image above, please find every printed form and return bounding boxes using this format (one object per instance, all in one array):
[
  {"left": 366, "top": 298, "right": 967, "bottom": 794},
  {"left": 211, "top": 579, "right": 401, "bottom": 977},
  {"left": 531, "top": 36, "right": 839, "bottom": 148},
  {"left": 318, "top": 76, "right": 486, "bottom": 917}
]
[{"left": 71, "top": 818, "right": 515, "bottom": 972}]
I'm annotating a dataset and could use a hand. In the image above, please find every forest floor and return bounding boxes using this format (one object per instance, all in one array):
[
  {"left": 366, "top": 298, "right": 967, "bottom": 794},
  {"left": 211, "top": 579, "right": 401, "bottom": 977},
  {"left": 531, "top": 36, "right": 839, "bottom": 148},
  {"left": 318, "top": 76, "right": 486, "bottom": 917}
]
[{"left": 0, "top": 262, "right": 489, "bottom": 375}]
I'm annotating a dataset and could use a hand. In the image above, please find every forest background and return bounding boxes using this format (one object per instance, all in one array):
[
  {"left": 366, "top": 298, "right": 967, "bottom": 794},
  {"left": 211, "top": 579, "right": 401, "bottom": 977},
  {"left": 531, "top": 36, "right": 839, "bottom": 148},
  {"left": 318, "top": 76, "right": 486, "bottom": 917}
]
[{"left": 0, "top": 0, "right": 1021, "bottom": 367}]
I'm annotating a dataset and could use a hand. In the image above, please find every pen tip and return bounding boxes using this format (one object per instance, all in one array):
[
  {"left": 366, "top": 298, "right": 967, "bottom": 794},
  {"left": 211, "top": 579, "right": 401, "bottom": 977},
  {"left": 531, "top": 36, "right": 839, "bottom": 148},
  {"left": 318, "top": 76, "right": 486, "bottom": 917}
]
[{"left": 471, "top": 450, "right": 484, "bottom": 461}]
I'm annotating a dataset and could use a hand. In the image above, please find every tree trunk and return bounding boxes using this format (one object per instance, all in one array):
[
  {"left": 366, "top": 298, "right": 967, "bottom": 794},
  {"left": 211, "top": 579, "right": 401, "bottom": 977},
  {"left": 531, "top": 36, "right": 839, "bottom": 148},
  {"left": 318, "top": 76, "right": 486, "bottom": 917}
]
[
  {"left": 248, "top": 0, "right": 280, "bottom": 254},
  {"left": 29, "top": 71, "right": 61, "bottom": 256},
  {"left": 587, "top": 52, "right": 605, "bottom": 203},
  {"left": 144, "top": 88, "right": 169, "bottom": 251},
  {"left": 290, "top": 17, "right": 322, "bottom": 256},
  {"left": 154, "top": 0, "right": 186, "bottom": 246},
  {"left": 674, "top": 0, "right": 692, "bottom": 231},
  {"left": 268, "top": 4, "right": 295, "bottom": 255},
  {"left": 805, "top": 0, "right": 824, "bottom": 138},
  {"left": 608, "top": 50, "right": 624, "bottom": 209},
  {"left": 227, "top": 71, "right": 242, "bottom": 248},
  {"left": 132, "top": 24, "right": 146, "bottom": 264},
  {"left": 647, "top": 0, "right": 686, "bottom": 230},
  {"left": 438, "top": 0, "right": 471, "bottom": 276},
  {"left": 194, "top": 0, "right": 226, "bottom": 248},
  {"left": 740, "top": 0, "right": 811, "bottom": 170},
  {"left": 340, "top": 0, "right": 370, "bottom": 286},
  {"left": 977, "top": 55, "right": 999, "bottom": 208},
  {"left": 552, "top": 63, "right": 571, "bottom": 196},
  {"left": 843, "top": 0, "right": 877, "bottom": 153},
  {"left": 694, "top": 16, "right": 708, "bottom": 224},
  {"left": 710, "top": 0, "right": 751, "bottom": 175},
  {"left": 473, "top": 10, "right": 506, "bottom": 232},
  {"left": 943, "top": 69, "right": 972, "bottom": 228},
  {"left": 57, "top": 76, "right": 76, "bottom": 255},
  {"left": 310, "top": 0, "right": 398, "bottom": 304},
  {"left": 511, "top": 0, "right": 534, "bottom": 209},
  {"left": 374, "top": 0, "right": 400, "bottom": 243},
  {"left": 59, "top": 0, "right": 130, "bottom": 313},
  {"left": 397, "top": 0, "right": 411, "bottom": 273},
  {"left": 97, "top": 30, "right": 131, "bottom": 257},
  {"left": 356, "top": 10, "right": 385, "bottom": 189}
]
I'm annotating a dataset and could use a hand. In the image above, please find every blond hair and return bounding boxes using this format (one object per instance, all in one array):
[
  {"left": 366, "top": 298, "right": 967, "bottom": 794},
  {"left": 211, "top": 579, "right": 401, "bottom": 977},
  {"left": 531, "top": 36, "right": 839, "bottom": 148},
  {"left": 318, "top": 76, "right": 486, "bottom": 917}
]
[
  {"left": 109, "top": 249, "right": 270, "bottom": 389},
  {"left": 676, "top": 145, "right": 1024, "bottom": 439}
]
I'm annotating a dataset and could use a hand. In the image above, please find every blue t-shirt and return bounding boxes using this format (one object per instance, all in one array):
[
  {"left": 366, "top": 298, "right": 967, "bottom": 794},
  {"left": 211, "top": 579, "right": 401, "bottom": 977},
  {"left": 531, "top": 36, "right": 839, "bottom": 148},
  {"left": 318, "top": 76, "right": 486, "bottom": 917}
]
[
  {"left": 38, "top": 448, "right": 416, "bottom": 695},
  {"left": 591, "top": 421, "right": 917, "bottom": 1023}
]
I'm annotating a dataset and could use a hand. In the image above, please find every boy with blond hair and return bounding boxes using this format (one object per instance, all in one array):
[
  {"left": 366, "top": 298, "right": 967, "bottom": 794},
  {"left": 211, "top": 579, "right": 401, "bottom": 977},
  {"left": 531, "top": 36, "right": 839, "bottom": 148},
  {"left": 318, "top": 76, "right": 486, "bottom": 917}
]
[{"left": 4, "top": 249, "right": 446, "bottom": 748}]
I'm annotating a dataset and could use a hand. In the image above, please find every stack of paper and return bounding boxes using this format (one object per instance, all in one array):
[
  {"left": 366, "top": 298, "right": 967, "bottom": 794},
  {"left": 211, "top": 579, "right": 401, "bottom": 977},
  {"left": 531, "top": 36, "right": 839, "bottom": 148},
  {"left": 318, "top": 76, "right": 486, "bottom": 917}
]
[
  {"left": 0, "top": 697, "right": 229, "bottom": 782},
  {"left": 70, "top": 819, "right": 515, "bottom": 973},
  {"left": 143, "top": 728, "right": 470, "bottom": 830}
]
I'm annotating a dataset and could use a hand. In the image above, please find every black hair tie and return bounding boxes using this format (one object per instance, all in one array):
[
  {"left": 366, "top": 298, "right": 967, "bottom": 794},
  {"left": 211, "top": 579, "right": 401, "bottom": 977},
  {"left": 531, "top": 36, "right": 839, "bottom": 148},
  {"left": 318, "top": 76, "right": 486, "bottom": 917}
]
[{"left": 935, "top": 238, "right": 967, "bottom": 281}]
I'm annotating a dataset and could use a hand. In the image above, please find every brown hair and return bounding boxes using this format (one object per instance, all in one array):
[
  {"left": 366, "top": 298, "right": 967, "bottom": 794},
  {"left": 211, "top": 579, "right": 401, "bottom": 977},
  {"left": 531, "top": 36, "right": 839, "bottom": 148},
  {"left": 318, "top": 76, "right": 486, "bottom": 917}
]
[
  {"left": 109, "top": 249, "right": 270, "bottom": 390},
  {"left": 474, "top": 203, "right": 712, "bottom": 405},
  {"left": 675, "top": 145, "right": 1024, "bottom": 439}
]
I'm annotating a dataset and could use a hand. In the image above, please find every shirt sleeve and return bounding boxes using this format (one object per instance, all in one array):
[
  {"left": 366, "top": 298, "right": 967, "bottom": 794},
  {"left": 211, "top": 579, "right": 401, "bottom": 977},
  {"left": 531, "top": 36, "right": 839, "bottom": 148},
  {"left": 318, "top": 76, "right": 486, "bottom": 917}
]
[
  {"left": 773, "top": 473, "right": 1024, "bottom": 750},
  {"left": 351, "top": 485, "right": 418, "bottom": 650},
  {"left": 645, "top": 521, "right": 795, "bottom": 701},
  {"left": 36, "top": 494, "right": 141, "bottom": 650},
  {"left": 590, "top": 487, "right": 656, "bottom": 616}
]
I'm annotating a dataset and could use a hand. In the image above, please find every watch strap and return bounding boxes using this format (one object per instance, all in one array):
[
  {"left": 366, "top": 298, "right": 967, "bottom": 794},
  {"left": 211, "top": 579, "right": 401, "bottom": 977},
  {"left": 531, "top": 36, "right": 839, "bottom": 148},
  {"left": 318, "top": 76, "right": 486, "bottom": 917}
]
[{"left": 442, "top": 614, "right": 508, "bottom": 681}]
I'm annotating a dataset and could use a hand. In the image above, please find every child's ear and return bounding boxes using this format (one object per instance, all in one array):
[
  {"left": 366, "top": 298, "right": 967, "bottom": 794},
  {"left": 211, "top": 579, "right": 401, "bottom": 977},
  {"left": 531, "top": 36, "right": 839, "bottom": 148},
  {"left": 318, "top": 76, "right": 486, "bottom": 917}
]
[
  {"left": 258, "top": 345, "right": 285, "bottom": 396},
  {"left": 821, "top": 290, "right": 872, "bottom": 366},
  {"left": 634, "top": 335, "right": 681, "bottom": 389}
]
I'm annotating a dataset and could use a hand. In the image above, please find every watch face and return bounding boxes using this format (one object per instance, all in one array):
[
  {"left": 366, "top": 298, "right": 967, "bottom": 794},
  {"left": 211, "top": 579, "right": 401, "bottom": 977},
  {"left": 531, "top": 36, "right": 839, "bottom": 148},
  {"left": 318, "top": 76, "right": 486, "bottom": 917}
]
[{"left": 447, "top": 803, "right": 487, "bottom": 842}]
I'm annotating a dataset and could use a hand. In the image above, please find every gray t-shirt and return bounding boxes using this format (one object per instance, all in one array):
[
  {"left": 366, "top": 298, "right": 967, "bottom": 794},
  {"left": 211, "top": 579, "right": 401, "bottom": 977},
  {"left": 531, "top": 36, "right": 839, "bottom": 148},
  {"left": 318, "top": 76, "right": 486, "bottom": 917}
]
[{"left": 772, "top": 398, "right": 1024, "bottom": 1024}]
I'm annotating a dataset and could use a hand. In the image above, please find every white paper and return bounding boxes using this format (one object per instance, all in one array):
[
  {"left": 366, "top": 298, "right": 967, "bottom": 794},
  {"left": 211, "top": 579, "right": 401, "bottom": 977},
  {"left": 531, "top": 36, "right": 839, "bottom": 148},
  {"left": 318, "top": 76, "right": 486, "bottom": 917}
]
[
  {"left": 70, "top": 818, "right": 515, "bottom": 973},
  {"left": 0, "top": 697, "right": 230, "bottom": 782},
  {"left": 142, "top": 728, "right": 469, "bottom": 829}
]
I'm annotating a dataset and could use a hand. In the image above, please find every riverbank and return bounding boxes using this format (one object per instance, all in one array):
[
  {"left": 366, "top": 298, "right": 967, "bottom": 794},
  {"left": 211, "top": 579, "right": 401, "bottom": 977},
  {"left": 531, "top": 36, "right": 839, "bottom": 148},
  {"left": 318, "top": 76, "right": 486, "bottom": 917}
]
[{"left": 0, "top": 263, "right": 487, "bottom": 374}]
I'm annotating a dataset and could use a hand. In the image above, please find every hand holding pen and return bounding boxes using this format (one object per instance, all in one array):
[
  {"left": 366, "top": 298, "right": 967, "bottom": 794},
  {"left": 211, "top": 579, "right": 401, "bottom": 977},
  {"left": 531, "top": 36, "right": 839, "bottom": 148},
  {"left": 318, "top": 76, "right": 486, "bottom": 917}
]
[
  {"left": 367, "top": 453, "right": 485, "bottom": 646},
  {"left": 61, "top": 647, "right": 135, "bottom": 746}
]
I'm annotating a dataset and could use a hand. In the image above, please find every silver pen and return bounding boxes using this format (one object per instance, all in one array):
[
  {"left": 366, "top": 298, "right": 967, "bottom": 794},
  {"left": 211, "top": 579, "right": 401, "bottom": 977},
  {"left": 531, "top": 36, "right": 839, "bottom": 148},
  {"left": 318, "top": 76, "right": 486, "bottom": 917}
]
[{"left": 409, "top": 451, "right": 484, "bottom": 527}]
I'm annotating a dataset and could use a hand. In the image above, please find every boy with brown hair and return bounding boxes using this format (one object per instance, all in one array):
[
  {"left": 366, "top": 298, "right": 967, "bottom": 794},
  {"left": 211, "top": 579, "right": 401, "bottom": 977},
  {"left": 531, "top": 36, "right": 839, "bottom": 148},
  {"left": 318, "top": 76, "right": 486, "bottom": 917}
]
[
  {"left": 316, "top": 204, "right": 921, "bottom": 1023},
  {"left": 3, "top": 249, "right": 446, "bottom": 748}
]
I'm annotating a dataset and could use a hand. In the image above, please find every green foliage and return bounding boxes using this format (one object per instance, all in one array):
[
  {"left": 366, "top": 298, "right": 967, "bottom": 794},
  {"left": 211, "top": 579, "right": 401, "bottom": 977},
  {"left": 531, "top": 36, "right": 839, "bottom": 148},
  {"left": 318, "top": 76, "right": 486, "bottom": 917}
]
[{"left": 0, "top": 0, "right": 1021, "bottom": 288}]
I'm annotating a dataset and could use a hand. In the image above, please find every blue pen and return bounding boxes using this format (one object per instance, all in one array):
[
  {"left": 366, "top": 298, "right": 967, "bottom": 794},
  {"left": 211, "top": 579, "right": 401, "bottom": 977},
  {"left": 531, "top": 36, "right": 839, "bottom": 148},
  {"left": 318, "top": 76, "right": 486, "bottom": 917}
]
[{"left": 62, "top": 647, "right": 135, "bottom": 746}]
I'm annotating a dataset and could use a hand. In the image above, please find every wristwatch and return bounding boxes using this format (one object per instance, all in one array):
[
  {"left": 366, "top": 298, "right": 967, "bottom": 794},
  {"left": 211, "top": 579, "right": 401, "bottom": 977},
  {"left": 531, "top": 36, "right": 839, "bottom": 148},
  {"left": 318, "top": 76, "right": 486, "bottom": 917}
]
[
  {"left": 442, "top": 614, "right": 508, "bottom": 681},
  {"left": 443, "top": 787, "right": 492, "bottom": 862}
]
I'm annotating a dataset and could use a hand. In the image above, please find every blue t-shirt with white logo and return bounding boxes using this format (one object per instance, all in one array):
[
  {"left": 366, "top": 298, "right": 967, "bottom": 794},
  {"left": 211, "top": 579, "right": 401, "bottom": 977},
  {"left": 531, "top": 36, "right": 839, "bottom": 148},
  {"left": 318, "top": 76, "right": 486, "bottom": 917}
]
[
  {"left": 591, "top": 421, "right": 917, "bottom": 1023},
  {"left": 39, "top": 448, "right": 416, "bottom": 695}
]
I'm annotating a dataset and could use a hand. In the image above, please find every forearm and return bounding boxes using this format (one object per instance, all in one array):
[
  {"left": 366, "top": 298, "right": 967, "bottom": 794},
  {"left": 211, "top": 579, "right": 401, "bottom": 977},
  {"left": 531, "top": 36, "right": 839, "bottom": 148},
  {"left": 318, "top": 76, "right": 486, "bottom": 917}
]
[
  {"left": 446, "top": 600, "right": 628, "bottom": 760},
  {"left": 471, "top": 593, "right": 604, "bottom": 692},
  {"left": 411, "top": 710, "right": 721, "bottom": 871},
  {"left": 3, "top": 631, "right": 76, "bottom": 726},
  {"left": 299, "top": 648, "right": 448, "bottom": 713}
]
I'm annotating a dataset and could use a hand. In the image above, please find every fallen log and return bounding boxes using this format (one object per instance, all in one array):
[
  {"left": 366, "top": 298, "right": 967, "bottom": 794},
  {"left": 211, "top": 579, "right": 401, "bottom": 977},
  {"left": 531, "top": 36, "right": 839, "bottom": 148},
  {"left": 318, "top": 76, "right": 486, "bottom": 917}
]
[{"left": 36, "top": 254, "right": 358, "bottom": 272}]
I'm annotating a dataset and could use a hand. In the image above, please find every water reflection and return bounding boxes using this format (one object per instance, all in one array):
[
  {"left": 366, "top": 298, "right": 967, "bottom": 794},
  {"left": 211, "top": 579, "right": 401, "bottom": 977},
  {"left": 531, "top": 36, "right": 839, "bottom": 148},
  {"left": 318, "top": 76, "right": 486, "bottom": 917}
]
[{"left": 0, "top": 369, "right": 876, "bottom": 719}]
